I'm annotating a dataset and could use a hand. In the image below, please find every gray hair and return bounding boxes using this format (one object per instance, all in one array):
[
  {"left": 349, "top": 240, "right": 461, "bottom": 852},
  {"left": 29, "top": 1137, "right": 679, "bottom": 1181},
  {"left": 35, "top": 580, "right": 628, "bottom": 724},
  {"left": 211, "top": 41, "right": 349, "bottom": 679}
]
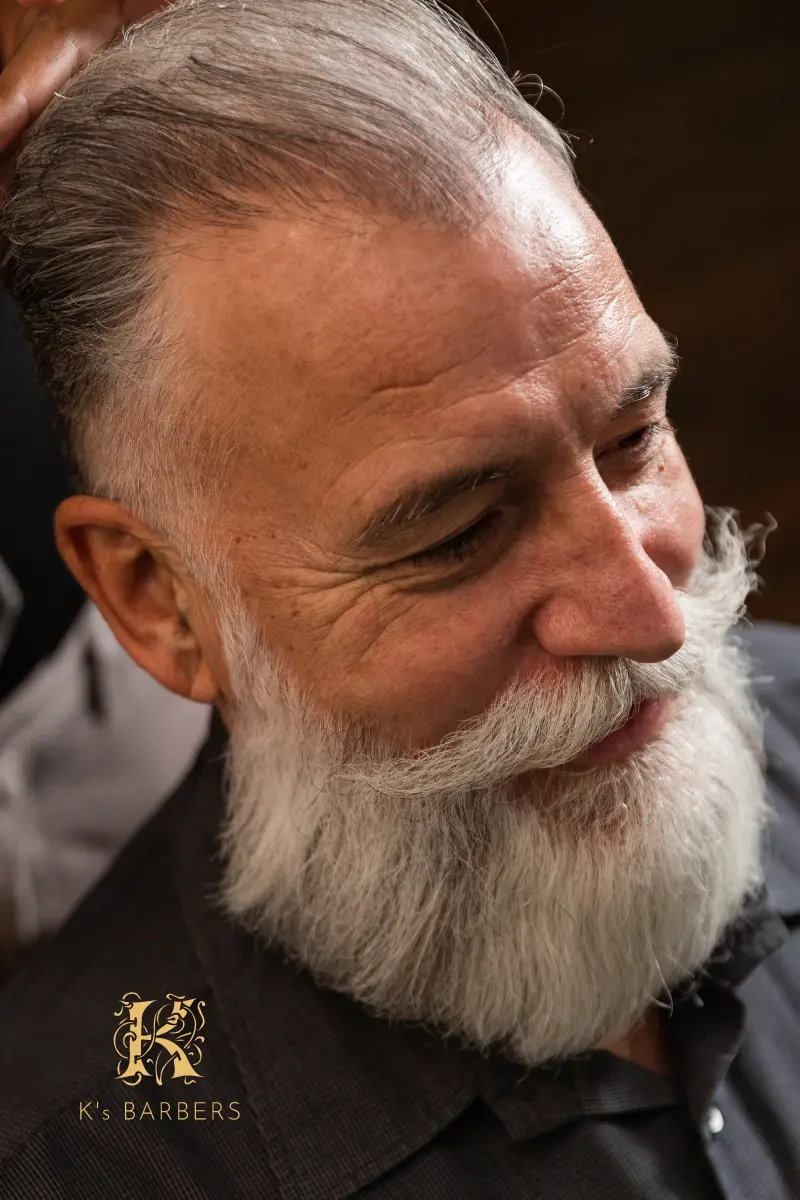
[{"left": 1, "top": 0, "right": 573, "bottom": 553}]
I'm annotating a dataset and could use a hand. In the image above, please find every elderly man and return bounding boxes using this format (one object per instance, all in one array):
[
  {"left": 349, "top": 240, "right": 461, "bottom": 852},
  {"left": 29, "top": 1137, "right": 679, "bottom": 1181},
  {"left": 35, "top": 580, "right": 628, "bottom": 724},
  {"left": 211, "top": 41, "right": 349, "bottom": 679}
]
[{"left": 0, "top": 1, "right": 798, "bottom": 1197}]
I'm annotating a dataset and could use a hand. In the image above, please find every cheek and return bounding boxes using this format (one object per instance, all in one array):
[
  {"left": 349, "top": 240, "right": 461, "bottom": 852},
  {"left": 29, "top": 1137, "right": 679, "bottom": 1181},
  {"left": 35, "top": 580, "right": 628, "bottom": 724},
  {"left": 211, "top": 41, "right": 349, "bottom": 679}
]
[
  {"left": 299, "top": 584, "right": 515, "bottom": 746},
  {"left": 640, "top": 446, "right": 705, "bottom": 588}
]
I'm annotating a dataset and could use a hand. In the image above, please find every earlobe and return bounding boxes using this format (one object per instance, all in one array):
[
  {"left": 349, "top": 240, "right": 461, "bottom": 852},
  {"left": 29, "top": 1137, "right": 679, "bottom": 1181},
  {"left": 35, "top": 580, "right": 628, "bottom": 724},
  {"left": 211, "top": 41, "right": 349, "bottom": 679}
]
[{"left": 55, "top": 495, "right": 221, "bottom": 705}]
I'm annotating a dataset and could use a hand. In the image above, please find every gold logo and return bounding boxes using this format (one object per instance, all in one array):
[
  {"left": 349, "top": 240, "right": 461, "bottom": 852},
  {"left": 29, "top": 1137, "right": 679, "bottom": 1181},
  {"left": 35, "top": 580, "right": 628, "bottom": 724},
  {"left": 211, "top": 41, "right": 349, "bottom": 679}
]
[{"left": 114, "top": 992, "right": 206, "bottom": 1087}]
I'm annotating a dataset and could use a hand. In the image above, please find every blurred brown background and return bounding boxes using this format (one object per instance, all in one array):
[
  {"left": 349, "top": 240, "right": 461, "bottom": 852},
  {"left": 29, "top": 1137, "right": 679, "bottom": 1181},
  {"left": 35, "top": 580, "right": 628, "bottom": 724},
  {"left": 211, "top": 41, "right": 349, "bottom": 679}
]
[{"left": 457, "top": 0, "right": 798, "bottom": 622}]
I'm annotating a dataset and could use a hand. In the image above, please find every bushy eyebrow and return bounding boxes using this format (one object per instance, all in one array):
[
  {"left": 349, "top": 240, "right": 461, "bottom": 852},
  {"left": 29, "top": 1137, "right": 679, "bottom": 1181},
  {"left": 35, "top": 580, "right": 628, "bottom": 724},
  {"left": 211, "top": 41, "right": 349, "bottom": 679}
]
[
  {"left": 617, "top": 346, "right": 679, "bottom": 412},
  {"left": 346, "top": 460, "right": 523, "bottom": 555},
  {"left": 346, "top": 349, "right": 679, "bottom": 555}
]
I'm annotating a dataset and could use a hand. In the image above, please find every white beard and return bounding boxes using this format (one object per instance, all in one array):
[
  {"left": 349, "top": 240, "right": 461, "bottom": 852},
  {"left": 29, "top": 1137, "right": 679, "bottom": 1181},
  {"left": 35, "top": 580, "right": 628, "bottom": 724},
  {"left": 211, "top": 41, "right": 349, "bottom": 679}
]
[{"left": 215, "top": 511, "right": 770, "bottom": 1067}]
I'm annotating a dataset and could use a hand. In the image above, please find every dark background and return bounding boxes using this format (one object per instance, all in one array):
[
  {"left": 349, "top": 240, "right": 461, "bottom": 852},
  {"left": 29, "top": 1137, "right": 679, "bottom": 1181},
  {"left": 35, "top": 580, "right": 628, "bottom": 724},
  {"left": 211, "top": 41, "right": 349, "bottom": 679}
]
[{"left": 458, "top": 0, "right": 798, "bottom": 622}]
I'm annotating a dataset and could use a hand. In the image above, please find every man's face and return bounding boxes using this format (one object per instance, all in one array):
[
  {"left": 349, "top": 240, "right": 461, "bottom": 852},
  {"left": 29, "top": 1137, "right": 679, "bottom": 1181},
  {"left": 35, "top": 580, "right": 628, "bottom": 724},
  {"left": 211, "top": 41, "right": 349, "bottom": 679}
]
[
  {"left": 172, "top": 140, "right": 705, "bottom": 749},
  {"left": 149, "top": 140, "right": 766, "bottom": 1067}
]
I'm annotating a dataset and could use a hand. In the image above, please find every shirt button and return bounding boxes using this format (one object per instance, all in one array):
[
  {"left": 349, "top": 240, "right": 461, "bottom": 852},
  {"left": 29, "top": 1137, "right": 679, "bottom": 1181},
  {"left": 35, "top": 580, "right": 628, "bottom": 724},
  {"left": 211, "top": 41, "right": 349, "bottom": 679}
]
[{"left": 706, "top": 1106, "right": 725, "bottom": 1136}]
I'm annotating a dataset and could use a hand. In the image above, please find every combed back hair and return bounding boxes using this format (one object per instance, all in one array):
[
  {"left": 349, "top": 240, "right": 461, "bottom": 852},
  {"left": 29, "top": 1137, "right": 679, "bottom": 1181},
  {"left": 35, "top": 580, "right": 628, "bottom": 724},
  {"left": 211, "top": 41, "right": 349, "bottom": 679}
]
[{"left": 1, "top": 0, "right": 574, "bottom": 561}]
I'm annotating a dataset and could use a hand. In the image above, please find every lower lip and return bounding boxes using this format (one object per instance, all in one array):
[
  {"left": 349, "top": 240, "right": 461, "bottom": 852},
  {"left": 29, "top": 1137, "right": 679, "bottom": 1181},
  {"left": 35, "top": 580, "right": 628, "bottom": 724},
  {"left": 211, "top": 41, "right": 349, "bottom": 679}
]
[{"left": 566, "top": 698, "right": 670, "bottom": 768}]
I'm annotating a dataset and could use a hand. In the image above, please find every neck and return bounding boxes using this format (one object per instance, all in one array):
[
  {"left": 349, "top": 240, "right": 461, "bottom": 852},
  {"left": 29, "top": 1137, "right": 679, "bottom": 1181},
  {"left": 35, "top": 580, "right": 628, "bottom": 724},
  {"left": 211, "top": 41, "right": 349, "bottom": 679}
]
[{"left": 598, "top": 1007, "right": 677, "bottom": 1081}]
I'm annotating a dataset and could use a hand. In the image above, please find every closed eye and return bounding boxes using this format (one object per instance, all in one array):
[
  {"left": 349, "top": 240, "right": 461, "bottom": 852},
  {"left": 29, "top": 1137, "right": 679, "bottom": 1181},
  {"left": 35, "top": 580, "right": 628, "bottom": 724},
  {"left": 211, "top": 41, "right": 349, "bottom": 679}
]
[
  {"left": 601, "top": 419, "right": 670, "bottom": 464},
  {"left": 404, "top": 509, "right": 505, "bottom": 568}
]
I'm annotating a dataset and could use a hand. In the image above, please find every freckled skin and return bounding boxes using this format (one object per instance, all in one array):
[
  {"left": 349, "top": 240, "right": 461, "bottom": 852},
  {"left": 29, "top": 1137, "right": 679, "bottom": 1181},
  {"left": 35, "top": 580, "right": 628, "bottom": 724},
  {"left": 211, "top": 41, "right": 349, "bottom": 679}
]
[{"left": 158, "top": 140, "right": 705, "bottom": 749}]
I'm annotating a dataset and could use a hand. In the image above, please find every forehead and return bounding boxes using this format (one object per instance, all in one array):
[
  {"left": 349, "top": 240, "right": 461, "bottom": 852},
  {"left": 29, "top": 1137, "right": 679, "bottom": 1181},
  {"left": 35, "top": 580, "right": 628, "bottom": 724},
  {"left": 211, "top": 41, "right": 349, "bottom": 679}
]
[{"left": 167, "top": 143, "right": 663, "bottom": 517}]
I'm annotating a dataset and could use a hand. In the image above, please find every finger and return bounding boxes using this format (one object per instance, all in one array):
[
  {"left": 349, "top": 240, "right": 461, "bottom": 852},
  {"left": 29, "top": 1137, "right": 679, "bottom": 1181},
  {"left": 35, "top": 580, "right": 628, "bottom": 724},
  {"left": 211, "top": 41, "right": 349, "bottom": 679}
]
[
  {"left": 0, "top": 11, "right": 119, "bottom": 149},
  {"left": 123, "top": 0, "right": 171, "bottom": 23},
  {"left": 15, "top": 1, "right": 73, "bottom": 10},
  {"left": 0, "top": 37, "right": 84, "bottom": 148}
]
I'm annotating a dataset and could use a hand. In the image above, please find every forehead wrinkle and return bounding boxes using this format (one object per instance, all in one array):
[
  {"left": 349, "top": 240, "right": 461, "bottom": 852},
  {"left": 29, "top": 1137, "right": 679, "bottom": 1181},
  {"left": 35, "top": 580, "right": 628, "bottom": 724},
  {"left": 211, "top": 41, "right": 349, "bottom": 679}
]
[
  {"left": 172, "top": 199, "right": 592, "bottom": 417},
  {"left": 163, "top": 151, "right": 652, "bottom": 530},
  {"left": 348, "top": 264, "right": 617, "bottom": 450},
  {"left": 364, "top": 271, "right": 578, "bottom": 406}
]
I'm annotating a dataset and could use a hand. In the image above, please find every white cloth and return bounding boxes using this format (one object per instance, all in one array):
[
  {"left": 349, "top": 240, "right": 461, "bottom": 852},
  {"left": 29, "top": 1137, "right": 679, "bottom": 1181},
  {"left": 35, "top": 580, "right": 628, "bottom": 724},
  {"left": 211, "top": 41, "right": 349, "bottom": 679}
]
[{"left": 0, "top": 602, "right": 210, "bottom": 944}]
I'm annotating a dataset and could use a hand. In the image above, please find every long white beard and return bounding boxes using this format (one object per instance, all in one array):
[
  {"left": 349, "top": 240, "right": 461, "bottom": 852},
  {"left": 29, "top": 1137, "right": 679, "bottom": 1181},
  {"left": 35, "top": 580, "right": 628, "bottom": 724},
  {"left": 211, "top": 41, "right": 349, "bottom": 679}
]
[{"left": 215, "top": 511, "right": 770, "bottom": 1066}]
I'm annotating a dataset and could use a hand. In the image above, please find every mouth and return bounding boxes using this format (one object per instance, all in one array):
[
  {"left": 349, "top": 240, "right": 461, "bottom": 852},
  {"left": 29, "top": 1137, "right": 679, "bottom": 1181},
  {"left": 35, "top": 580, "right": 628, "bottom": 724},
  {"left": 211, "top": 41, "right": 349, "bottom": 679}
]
[{"left": 564, "top": 697, "right": 672, "bottom": 769}]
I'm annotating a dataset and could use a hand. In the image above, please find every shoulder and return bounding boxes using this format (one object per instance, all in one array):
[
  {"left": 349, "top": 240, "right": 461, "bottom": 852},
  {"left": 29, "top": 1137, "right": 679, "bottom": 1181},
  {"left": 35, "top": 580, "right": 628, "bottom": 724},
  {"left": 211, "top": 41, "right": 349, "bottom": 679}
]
[
  {"left": 740, "top": 619, "right": 800, "bottom": 770},
  {"left": 0, "top": 719, "right": 285, "bottom": 1198},
  {"left": 739, "top": 621, "right": 800, "bottom": 914},
  {"left": 0, "top": 747, "right": 213, "bottom": 1171},
  {"left": 740, "top": 619, "right": 800, "bottom": 691}
]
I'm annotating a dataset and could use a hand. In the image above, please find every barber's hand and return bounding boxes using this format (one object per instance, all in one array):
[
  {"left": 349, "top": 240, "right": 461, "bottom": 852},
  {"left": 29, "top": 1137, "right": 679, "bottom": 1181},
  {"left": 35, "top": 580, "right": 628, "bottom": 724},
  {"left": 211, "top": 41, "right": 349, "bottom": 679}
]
[{"left": 0, "top": 0, "right": 164, "bottom": 157}]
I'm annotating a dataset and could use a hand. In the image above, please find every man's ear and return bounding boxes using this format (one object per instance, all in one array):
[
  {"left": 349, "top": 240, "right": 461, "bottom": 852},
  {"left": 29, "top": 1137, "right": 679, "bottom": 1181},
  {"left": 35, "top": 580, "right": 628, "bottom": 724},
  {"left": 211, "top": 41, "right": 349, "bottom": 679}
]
[{"left": 55, "top": 495, "right": 222, "bottom": 705}]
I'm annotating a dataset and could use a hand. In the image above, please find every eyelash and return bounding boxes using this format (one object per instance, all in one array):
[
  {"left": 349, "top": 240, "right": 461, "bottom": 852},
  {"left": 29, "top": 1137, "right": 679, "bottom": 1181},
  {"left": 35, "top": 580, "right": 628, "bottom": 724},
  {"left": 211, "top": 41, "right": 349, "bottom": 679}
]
[
  {"left": 405, "top": 422, "right": 668, "bottom": 569},
  {"left": 609, "top": 419, "right": 668, "bottom": 461},
  {"left": 406, "top": 508, "right": 505, "bottom": 568}
]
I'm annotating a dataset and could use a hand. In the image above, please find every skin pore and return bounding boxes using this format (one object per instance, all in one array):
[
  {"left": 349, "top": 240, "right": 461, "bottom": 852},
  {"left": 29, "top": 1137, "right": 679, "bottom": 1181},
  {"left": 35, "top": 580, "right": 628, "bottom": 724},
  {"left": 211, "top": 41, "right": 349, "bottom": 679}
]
[{"left": 56, "top": 139, "right": 707, "bottom": 1079}]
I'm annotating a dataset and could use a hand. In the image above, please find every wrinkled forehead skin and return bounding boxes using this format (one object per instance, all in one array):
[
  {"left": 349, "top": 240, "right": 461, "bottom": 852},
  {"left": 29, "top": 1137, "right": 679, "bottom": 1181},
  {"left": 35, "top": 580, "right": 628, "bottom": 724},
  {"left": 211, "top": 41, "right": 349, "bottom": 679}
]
[{"left": 163, "top": 137, "right": 669, "bottom": 576}]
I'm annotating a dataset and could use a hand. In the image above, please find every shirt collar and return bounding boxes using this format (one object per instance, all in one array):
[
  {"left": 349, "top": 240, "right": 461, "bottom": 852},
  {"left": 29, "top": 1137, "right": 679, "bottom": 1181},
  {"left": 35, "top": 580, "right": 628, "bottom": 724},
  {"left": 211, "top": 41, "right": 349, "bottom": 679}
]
[{"left": 693, "top": 880, "right": 800, "bottom": 991}]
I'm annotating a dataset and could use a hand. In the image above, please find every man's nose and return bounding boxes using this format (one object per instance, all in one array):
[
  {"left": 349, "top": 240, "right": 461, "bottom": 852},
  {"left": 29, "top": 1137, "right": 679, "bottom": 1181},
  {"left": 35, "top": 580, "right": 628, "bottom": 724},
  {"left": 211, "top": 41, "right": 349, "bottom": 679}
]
[{"left": 530, "top": 485, "right": 686, "bottom": 663}]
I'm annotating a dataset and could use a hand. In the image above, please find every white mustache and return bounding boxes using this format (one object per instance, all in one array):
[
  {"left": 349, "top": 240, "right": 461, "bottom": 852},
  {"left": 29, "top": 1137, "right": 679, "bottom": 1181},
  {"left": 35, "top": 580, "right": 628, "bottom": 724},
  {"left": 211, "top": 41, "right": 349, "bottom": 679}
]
[{"left": 334, "top": 511, "right": 758, "bottom": 797}]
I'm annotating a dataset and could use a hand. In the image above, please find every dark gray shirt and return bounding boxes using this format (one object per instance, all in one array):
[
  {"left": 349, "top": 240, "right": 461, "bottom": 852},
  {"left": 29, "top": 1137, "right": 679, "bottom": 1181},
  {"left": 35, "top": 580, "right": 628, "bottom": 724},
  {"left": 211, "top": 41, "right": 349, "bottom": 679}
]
[{"left": 1, "top": 621, "right": 800, "bottom": 1199}]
